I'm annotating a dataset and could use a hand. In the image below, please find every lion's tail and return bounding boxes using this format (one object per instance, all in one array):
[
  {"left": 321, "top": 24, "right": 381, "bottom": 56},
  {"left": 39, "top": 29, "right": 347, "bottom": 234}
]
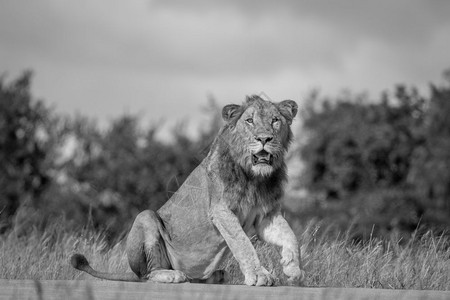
[{"left": 70, "top": 253, "right": 143, "bottom": 282}]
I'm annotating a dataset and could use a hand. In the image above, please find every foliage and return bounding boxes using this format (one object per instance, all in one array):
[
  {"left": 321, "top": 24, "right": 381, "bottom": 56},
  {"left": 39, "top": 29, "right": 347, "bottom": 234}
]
[
  {"left": 297, "top": 72, "right": 450, "bottom": 237},
  {"left": 2, "top": 69, "right": 450, "bottom": 241},
  {"left": 0, "top": 71, "right": 66, "bottom": 233}
]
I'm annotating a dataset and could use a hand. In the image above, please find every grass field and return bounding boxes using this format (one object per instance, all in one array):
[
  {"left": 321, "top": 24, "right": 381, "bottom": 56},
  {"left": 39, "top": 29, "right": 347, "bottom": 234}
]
[{"left": 1, "top": 221, "right": 449, "bottom": 290}]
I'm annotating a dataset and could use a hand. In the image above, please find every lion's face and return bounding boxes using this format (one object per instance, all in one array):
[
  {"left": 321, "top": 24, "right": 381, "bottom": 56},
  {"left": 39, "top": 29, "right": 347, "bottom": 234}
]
[{"left": 221, "top": 96, "right": 298, "bottom": 177}]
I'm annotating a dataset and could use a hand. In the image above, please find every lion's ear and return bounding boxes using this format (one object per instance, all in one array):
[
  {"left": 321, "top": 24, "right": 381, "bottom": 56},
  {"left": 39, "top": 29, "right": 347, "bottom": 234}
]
[
  {"left": 277, "top": 100, "right": 298, "bottom": 125},
  {"left": 222, "top": 104, "right": 241, "bottom": 122}
]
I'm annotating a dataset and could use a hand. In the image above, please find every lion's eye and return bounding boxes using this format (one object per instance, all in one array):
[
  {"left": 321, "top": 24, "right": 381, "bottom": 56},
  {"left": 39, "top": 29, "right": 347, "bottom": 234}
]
[
  {"left": 272, "top": 117, "right": 280, "bottom": 123},
  {"left": 246, "top": 118, "right": 253, "bottom": 124}
]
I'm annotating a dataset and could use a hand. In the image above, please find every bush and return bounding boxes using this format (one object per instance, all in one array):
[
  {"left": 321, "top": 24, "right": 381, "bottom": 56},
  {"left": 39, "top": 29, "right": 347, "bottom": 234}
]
[
  {"left": 0, "top": 71, "right": 63, "bottom": 233},
  {"left": 297, "top": 72, "right": 450, "bottom": 236}
]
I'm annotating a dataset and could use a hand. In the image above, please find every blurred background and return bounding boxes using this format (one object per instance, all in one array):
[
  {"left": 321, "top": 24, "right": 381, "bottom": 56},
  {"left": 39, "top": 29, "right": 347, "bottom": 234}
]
[{"left": 1, "top": 1, "right": 450, "bottom": 242}]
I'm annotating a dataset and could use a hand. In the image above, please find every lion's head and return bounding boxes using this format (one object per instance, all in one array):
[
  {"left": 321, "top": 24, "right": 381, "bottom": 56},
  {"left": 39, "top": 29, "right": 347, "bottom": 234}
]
[{"left": 219, "top": 95, "right": 298, "bottom": 178}]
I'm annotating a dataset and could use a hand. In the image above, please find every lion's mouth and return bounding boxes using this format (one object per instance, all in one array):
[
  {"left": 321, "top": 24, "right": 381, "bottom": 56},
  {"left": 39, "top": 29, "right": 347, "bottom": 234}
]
[{"left": 252, "top": 150, "right": 273, "bottom": 165}]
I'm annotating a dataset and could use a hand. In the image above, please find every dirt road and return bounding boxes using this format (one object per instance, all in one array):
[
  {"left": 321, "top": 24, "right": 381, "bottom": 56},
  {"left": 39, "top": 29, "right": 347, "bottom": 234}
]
[{"left": 1, "top": 280, "right": 449, "bottom": 300}]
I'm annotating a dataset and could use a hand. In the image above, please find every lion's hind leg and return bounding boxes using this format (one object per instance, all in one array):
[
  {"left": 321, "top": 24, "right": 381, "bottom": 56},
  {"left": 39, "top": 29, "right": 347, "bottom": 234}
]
[{"left": 126, "top": 210, "right": 188, "bottom": 283}]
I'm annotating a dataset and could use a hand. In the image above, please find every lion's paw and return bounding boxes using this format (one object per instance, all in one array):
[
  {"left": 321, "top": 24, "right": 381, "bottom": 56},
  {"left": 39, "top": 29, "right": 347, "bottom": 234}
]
[
  {"left": 149, "top": 269, "right": 188, "bottom": 283},
  {"left": 283, "top": 263, "right": 305, "bottom": 286},
  {"left": 280, "top": 247, "right": 297, "bottom": 266},
  {"left": 244, "top": 267, "right": 275, "bottom": 286}
]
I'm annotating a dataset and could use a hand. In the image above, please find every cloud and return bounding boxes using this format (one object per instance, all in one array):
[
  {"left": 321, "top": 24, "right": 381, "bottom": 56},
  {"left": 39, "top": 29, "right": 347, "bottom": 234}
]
[
  {"left": 153, "top": 0, "right": 450, "bottom": 43},
  {"left": 1, "top": 0, "right": 449, "bottom": 134}
]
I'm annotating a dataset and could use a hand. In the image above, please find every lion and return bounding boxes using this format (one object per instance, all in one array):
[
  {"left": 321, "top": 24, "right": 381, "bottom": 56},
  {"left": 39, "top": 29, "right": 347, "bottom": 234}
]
[{"left": 71, "top": 95, "right": 305, "bottom": 286}]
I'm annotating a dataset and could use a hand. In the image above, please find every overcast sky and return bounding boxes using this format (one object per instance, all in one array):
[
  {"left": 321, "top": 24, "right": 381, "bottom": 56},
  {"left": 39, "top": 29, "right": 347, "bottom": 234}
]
[{"left": 1, "top": 0, "right": 449, "bottom": 135}]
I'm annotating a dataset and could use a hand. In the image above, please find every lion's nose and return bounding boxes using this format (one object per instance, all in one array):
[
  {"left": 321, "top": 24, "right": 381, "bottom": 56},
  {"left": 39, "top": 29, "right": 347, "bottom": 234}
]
[{"left": 255, "top": 135, "right": 273, "bottom": 145}]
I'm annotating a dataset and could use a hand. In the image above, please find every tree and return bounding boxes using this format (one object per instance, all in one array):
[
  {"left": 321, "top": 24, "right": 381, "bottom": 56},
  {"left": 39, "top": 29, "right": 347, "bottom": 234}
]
[
  {"left": 297, "top": 78, "right": 450, "bottom": 236},
  {"left": 0, "top": 71, "right": 57, "bottom": 232},
  {"left": 408, "top": 74, "right": 450, "bottom": 223}
]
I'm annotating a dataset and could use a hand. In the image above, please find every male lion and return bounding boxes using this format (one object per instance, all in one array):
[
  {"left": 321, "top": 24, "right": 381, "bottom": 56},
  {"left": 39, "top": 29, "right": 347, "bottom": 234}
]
[{"left": 71, "top": 95, "right": 305, "bottom": 286}]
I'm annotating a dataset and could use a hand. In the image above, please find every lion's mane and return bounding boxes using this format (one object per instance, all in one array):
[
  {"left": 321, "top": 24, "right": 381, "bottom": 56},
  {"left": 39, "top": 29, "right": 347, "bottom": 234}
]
[{"left": 204, "top": 95, "right": 296, "bottom": 215}]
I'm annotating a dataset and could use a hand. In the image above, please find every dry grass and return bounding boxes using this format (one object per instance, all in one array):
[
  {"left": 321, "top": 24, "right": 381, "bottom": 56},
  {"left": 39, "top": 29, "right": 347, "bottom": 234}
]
[
  {"left": 1, "top": 221, "right": 449, "bottom": 290},
  {"left": 0, "top": 224, "right": 129, "bottom": 281},
  {"left": 222, "top": 222, "right": 450, "bottom": 290}
]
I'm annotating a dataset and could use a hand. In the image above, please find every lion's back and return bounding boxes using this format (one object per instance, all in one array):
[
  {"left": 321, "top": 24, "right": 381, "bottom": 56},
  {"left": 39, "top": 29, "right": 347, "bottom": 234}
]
[{"left": 158, "top": 162, "right": 211, "bottom": 221}]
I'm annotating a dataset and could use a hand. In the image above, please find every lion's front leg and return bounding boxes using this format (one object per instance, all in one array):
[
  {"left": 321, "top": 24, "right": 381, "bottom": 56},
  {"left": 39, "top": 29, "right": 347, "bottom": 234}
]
[
  {"left": 256, "top": 210, "right": 305, "bottom": 286},
  {"left": 211, "top": 205, "right": 274, "bottom": 286}
]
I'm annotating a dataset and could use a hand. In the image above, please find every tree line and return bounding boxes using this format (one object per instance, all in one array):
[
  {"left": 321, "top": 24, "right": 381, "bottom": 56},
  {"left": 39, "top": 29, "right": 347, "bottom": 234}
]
[
  {"left": 297, "top": 73, "right": 450, "bottom": 237},
  {"left": 1, "top": 70, "right": 449, "bottom": 239}
]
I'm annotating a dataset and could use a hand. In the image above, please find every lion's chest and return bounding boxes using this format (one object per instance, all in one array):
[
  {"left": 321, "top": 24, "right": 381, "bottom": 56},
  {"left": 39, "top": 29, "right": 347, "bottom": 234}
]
[{"left": 237, "top": 207, "right": 263, "bottom": 238}]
